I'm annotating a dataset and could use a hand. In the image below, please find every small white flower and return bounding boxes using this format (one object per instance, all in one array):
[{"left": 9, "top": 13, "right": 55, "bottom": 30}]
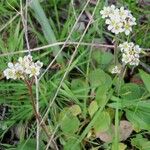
[
  {"left": 4, "top": 55, "right": 43, "bottom": 80},
  {"left": 18, "top": 55, "right": 32, "bottom": 69},
  {"left": 128, "top": 15, "right": 136, "bottom": 26},
  {"left": 100, "top": 6, "right": 110, "bottom": 18},
  {"left": 119, "top": 42, "right": 131, "bottom": 52},
  {"left": 119, "top": 7, "right": 128, "bottom": 20},
  {"left": 14, "top": 63, "right": 25, "bottom": 79},
  {"left": 26, "top": 64, "right": 40, "bottom": 77},
  {"left": 111, "top": 66, "right": 121, "bottom": 74},
  {"left": 105, "top": 18, "right": 123, "bottom": 34},
  {"left": 35, "top": 61, "right": 43, "bottom": 68},
  {"left": 100, "top": 5, "right": 136, "bottom": 35},
  {"left": 111, "top": 22, "right": 124, "bottom": 34},
  {"left": 108, "top": 5, "right": 116, "bottom": 16},
  {"left": 119, "top": 42, "right": 141, "bottom": 66},
  {"left": 123, "top": 22, "right": 132, "bottom": 35},
  {"left": 3, "top": 68, "right": 16, "bottom": 80},
  {"left": 8, "top": 62, "right": 14, "bottom": 68},
  {"left": 25, "top": 61, "right": 43, "bottom": 78},
  {"left": 122, "top": 53, "right": 131, "bottom": 64},
  {"left": 100, "top": 5, "right": 117, "bottom": 19},
  {"left": 129, "top": 57, "right": 140, "bottom": 66},
  {"left": 106, "top": 19, "right": 116, "bottom": 30},
  {"left": 133, "top": 45, "right": 141, "bottom": 53}
]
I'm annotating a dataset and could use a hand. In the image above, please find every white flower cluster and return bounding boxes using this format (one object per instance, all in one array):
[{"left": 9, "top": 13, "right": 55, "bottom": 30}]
[
  {"left": 119, "top": 42, "right": 141, "bottom": 66},
  {"left": 100, "top": 5, "right": 136, "bottom": 35},
  {"left": 111, "top": 66, "right": 121, "bottom": 74},
  {"left": 3, "top": 55, "right": 43, "bottom": 80}
]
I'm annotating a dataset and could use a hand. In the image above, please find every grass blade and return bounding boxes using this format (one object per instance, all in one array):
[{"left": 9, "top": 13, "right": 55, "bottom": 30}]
[{"left": 30, "top": 0, "right": 64, "bottom": 66}]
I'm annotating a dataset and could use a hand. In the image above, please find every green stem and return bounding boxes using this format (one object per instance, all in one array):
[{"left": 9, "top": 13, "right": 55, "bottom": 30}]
[
  {"left": 114, "top": 103, "right": 119, "bottom": 150},
  {"left": 113, "top": 66, "right": 126, "bottom": 150}
]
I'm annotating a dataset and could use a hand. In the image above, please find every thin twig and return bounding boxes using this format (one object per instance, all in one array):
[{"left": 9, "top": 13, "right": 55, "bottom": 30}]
[
  {"left": 0, "top": 42, "right": 114, "bottom": 57},
  {"left": 1, "top": 41, "right": 149, "bottom": 57},
  {"left": 20, "top": 0, "right": 31, "bottom": 54},
  {"left": 45, "top": 125, "right": 59, "bottom": 150}
]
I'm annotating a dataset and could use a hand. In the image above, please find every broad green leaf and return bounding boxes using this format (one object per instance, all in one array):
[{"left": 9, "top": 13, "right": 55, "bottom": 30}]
[
  {"left": 139, "top": 69, "right": 150, "bottom": 93},
  {"left": 89, "top": 69, "right": 112, "bottom": 88},
  {"left": 92, "top": 51, "right": 113, "bottom": 65},
  {"left": 60, "top": 110, "right": 80, "bottom": 134},
  {"left": 92, "top": 50, "right": 101, "bottom": 64},
  {"left": 95, "top": 86, "right": 107, "bottom": 106},
  {"left": 126, "top": 108, "right": 150, "bottom": 130},
  {"left": 71, "top": 79, "right": 89, "bottom": 100},
  {"left": 120, "top": 83, "right": 142, "bottom": 100},
  {"left": 131, "top": 135, "right": 150, "bottom": 150},
  {"left": 64, "top": 138, "right": 81, "bottom": 150},
  {"left": 101, "top": 52, "right": 113, "bottom": 65},
  {"left": 112, "top": 77, "right": 124, "bottom": 88},
  {"left": 88, "top": 101, "right": 98, "bottom": 117},
  {"left": 93, "top": 111, "right": 111, "bottom": 133},
  {"left": 104, "top": 73, "right": 112, "bottom": 89},
  {"left": 89, "top": 69, "right": 106, "bottom": 88}
]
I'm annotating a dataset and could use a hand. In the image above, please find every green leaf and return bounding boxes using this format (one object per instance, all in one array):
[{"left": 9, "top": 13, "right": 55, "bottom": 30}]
[
  {"left": 71, "top": 79, "right": 89, "bottom": 100},
  {"left": 60, "top": 110, "right": 80, "bottom": 134},
  {"left": 131, "top": 135, "right": 150, "bottom": 150},
  {"left": 120, "top": 83, "right": 142, "bottom": 100},
  {"left": 64, "top": 138, "right": 81, "bottom": 150},
  {"left": 89, "top": 69, "right": 105, "bottom": 88},
  {"left": 95, "top": 86, "right": 108, "bottom": 106},
  {"left": 139, "top": 69, "right": 150, "bottom": 93},
  {"left": 92, "top": 50, "right": 101, "bottom": 64},
  {"left": 16, "top": 139, "right": 45, "bottom": 150},
  {"left": 101, "top": 52, "right": 113, "bottom": 65},
  {"left": 88, "top": 101, "right": 98, "bottom": 117},
  {"left": 126, "top": 105, "right": 150, "bottom": 130},
  {"left": 93, "top": 111, "right": 111, "bottom": 133},
  {"left": 89, "top": 69, "right": 112, "bottom": 88},
  {"left": 92, "top": 51, "right": 113, "bottom": 65}
]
